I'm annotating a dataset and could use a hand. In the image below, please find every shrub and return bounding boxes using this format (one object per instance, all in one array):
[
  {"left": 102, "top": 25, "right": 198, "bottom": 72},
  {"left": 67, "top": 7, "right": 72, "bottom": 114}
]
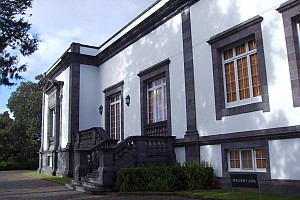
[
  {"left": 184, "top": 161, "right": 219, "bottom": 190},
  {"left": 115, "top": 162, "right": 219, "bottom": 192}
]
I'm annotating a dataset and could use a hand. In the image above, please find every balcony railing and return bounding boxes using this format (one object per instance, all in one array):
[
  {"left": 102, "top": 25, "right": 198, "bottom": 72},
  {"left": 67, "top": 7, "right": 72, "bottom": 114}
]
[{"left": 144, "top": 121, "right": 168, "bottom": 136}]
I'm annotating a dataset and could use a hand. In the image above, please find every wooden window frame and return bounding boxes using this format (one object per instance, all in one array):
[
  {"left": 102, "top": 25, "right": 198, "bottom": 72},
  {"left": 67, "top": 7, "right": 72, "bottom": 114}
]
[
  {"left": 222, "top": 40, "right": 262, "bottom": 108},
  {"left": 228, "top": 149, "right": 266, "bottom": 172},
  {"left": 207, "top": 16, "right": 270, "bottom": 120}
]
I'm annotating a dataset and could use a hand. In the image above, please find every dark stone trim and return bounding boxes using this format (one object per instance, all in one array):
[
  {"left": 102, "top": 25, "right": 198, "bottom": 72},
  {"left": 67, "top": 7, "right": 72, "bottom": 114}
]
[
  {"left": 70, "top": 62, "right": 80, "bottom": 137},
  {"left": 41, "top": 44, "right": 97, "bottom": 86},
  {"left": 43, "top": 79, "right": 64, "bottom": 94},
  {"left": 174, "top": 125, "right": 300, "bottom": 147},
  {"left": 207, "top": 16, "right": 263, "bottom": 44},
  {"left": 276, "top": 0, "right": 300, "bottom": 13},
  {"left": 96, "top": 0, "right": 200, "bottom": 65},
  {"left": 207, "top": 16, "right": 270, "bottom": 120},
  {"left": 103, "top": 81, "right": 124, "bottom": 93},
  {"left": 138, "top": 59, "right": 172, "bottom": 136},
  {"left": 138, "top": 59, "right": 170, "bottom": 77},
  {"left": 103, "top": 81, "right": 124, "bottom": 141},
  {"left": 277, "top": 0, "right": 300, "bottom": 107},
  {"left": 221, "top": 140, "right": 271, "bottom": 180},
  {"left": 182, "top": 7, "right": 198, "bottom": 135}
]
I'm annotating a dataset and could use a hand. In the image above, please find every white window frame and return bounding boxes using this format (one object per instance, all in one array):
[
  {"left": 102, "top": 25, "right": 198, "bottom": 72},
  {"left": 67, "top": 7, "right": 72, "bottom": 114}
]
[
  {"left": 222, "top": 40, "right": 262, "bottom": 108},
  {"left": 228, "top": 149, "right": 266, "bottom": 172},
  {"left": 297, "top": 21, "right": 300, "bottom": 52},
  {"left": 110, "top": 94, "right": 121, "bottom": 141},
  {"left": 147, "top": 76, "right": 167, "bottom": 124}
]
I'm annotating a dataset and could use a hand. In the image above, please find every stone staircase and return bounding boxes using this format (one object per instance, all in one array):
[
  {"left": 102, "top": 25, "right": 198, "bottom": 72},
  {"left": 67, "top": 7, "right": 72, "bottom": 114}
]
[{"left": 66, "top": 127, "right": 176, "bottom": 194}]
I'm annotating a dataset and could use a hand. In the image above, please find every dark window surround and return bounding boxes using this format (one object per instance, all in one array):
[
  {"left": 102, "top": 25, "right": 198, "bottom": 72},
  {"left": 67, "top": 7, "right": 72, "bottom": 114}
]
[
  {"left": 221, "top": 140, "right": 271, "bottom": 180},
  {"left": 44, "top": 79, "right": 63, "bottom": 150},
  {"left": 138, "top": 59, "right": 172, "bottom": 136},
  {"left": 207, "top": 16, "right": 270, "bottom": 120},
  {"left": 103, "top": 81, "right": 124, "bottom": 141},
  {"left": 277, "top": 0, "right": 300, "bottom": 107}
]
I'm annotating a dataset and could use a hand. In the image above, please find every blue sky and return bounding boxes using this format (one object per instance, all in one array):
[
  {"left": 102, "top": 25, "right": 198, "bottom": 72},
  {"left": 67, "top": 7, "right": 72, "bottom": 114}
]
[{"left": 0, "top": 0, "right": 156, "bottom": 114}]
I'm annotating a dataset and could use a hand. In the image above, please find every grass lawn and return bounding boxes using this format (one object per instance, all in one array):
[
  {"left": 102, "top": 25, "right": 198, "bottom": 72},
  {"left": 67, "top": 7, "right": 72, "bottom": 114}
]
[
  {"left": 22, "top": 173, "right": 300, "bottom": 200},
  {"left": 24, "top": 172, "right": 72, "bottom": 184},
  {"left": 179, "top": 189, "right": 300, "bottom": 200}
]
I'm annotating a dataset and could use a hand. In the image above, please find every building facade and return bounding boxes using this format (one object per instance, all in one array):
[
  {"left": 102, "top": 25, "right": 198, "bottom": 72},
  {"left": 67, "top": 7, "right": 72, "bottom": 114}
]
[{"left": 38, "top": 0, "right": 300, "bottom": 194}]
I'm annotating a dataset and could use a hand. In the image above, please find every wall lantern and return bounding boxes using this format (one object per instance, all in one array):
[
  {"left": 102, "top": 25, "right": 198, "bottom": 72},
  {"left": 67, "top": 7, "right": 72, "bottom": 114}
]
[
  {"left": 125, "top": 95, "right": 130, "bottom": 106},
  {"left": 99, "top": 105, "right": 103, "bottom": 115}
]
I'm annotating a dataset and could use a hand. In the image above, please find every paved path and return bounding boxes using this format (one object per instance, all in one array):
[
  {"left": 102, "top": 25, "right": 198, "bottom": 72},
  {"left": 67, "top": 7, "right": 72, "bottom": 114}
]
[{"left": 0, "top": 171, "right": 196, "bottom": 200}]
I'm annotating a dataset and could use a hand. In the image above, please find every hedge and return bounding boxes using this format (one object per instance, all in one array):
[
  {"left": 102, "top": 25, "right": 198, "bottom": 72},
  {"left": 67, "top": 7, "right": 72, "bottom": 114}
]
[{"left": 115, "top": 161, "right": 219, "bottom": 192}]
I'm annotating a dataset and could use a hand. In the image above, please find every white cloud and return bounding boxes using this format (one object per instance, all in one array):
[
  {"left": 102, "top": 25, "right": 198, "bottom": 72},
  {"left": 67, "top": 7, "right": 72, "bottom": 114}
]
[{"left": 0, "top": 0, "right": 156, "bottom": 112}]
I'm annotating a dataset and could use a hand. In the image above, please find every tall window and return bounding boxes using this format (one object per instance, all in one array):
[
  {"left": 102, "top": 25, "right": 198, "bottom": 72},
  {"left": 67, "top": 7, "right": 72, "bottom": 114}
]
[
  {"left": 148, "top": 76, "right": 167, "bottom": 123},
  {"left": 48, "top": 108, "right": 55, "bottom": 137},
  {"left": 223, "top": 40, "right": 261, "bottom": 107},
  {"left": 110, "top": 94, "right": 121, "bottom": 140},
  {"left": 228, "top": 149, "right": 266, "bottom": 172},
  {"left": 207, "top": 16, "right": 269, "bottom": 119}
]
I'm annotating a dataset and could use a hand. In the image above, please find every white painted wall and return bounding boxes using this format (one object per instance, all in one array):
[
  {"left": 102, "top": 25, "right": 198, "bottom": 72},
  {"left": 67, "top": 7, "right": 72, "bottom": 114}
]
[
  {"left": 190, "top": 0, "right": 300, "bottom": 137},
  {"left": 79, "top": 65, "right": 100, "bottom": 131},
  {"left": 56, "top": 67, "right": 70, "bottom": 148},
  {"left": 175, "top": 147, "right": 186, "bottom": 165},
  {"left": 43, "top": 93, "right": 49, "bottom": 149},
  {"left": 200, "top": 145, "right": 223, "bottom": 177},
  {"left": 269, "top": 138, "right": 300, "bottom": 180},
  {"left": 97, "top": 13, "right": 187, "bottom": 139},
  {"left": 80, "top": 46, "right": 98, "bottom": 56}
]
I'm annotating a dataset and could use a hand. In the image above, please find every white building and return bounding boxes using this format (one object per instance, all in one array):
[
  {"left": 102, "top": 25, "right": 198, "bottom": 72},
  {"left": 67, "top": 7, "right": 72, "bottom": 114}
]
[{"left": 38, "top": 0, "right": 300, "bottom": 194}]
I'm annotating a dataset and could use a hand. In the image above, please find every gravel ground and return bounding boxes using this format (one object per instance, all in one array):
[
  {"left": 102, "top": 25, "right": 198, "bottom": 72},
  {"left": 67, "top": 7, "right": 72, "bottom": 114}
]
[{"left": 0, "top": 171, "right": 196, "bottom": 200}]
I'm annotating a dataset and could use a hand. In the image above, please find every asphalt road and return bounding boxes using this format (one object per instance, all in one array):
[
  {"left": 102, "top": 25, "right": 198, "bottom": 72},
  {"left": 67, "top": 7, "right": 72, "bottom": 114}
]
[{"left": 0, "top": 170, "right": 196, "bottom": 200}]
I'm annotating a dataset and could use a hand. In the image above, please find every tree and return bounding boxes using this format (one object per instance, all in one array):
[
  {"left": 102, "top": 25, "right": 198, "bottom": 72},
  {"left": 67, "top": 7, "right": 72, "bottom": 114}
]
[
  {"left": 7, "top": 78, "right": 42, "bottom": 141},
  {"left": 0, "top": 76, "right": 42, "bottom": 169},
  {"left": 0, "top": 0, "right": 39, "bottom": 86}
]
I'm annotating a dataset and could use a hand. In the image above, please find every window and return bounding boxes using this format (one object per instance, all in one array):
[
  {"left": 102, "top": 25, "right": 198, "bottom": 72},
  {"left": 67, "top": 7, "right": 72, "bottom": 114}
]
[
  {"left": 47, "top": 156, "right": 52, "bottom": 167},
  {"left": 277, "top": 1, "right": 300, "bottom": 107},
  {"left": 228, "top": 149, "right": 266, "bottom": 172},
  {"left": 138, "top": 59, "right": 171, "bottom": 136},
  {"left": 223, "top": 40, "right": 261, "bottom": 108},
  {"left": 110, "top": 94, "right": 121, "bottom": 140},
  {"left": 207, "top": 16, "right": 269, "bottom": 120},
  {"left": 103, "top": 81, "right": 124, "bottom": 141},
  {"left": 148, "top": 76, "right": 167, "bottom": 123},
  {"left": 49, "top": 108, "right": 55, "bottom": 137}
]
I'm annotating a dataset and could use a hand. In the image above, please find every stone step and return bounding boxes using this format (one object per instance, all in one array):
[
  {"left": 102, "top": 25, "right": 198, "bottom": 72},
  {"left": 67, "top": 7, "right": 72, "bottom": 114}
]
[
  {"left": 66, "top": 180, "right": 111, "bottom": 195},
  {"left": 86, "top": 172, "right": 98, "bottom": 178},
  {"left": 81, "top": 176, "right": 99, "bottom": 184}
]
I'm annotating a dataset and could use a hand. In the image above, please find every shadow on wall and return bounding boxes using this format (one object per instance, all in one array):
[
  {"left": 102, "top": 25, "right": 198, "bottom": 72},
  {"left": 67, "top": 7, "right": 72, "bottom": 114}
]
[
  {"left": 99, "top": 12, "right": 185, "bottom": 137},
  {"left": 269, "top": 138, "right": 300, "bottom": 180},
  {"left": 192, "top": 0, "right": 291, "bottom": 136},
  {"left": 191, "top": 0, "right": 297, "bottom": 180}
]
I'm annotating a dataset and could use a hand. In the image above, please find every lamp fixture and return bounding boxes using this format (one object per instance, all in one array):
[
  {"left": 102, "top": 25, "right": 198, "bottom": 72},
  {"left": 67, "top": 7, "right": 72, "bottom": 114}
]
[
  {"left": 125, "top": 95, "right": 130, "bottom": 106},
  {"left": 99, "top": 105, "right": 103, "bottom": 115}
]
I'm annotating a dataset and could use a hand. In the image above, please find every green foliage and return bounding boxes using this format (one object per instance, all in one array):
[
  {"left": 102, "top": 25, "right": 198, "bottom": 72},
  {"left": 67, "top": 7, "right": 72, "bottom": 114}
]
[
  {"left": 0, "top": 0, "right": 39, "bottom": 86},
  {"left": 0, "top": 80, "right": 42, "bottom": 170},
  {"left": 185, "top": 161, "right": 219, "bottom": 190},
  {"left": 115, "top": 162, "right": 219, "bottom": 192},
  {"left": 7, "top": 80, "right": 42, "bottom": 141}
]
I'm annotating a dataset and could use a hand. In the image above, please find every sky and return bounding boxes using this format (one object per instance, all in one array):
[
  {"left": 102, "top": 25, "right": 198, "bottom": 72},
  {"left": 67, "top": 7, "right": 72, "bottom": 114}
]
[{"left": 0, "top": 0, "right": 157, "bottom": 114}]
